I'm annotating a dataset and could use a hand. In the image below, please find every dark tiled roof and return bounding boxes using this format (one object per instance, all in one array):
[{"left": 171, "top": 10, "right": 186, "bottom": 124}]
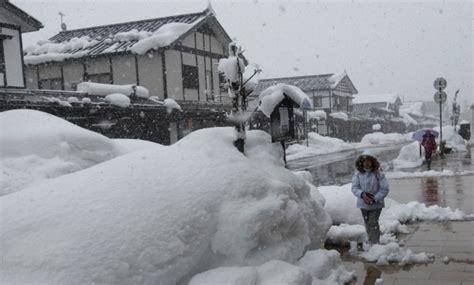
[
  {"left": 2, "top": 1, "right": 43, "bottom": 32},
  {"left": 27, "top": 9, "right": 215, "bottom": 59},
  {"left": 253, "top": 74, "right": 335, "bottom": 95}
]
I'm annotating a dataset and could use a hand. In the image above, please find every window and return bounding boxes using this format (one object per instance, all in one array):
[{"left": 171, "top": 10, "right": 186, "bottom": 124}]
[
  {"left": 39, "top": 78, "right": 62, "bottom": 90},
  {"left": 88, "top": 73, "right": 112, "bottom": 84},
  {"left": 205, "top": 70, "right": 213, "bottom": 101},
  {"left": 182, "top": 65, "right": 199, "bottom": 89}
]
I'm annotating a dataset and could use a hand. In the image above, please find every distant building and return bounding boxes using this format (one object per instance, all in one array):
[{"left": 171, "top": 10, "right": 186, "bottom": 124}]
[
  {"left": 0, "top": 0, "right": 43, "bottom": 87},
  {"left": 400, "top": 100, "right": 449, "bottom": 126},
  {"left": 23, "top": 7, "right": 231, "bottom": 104},
  {"left": 252, "top": 72, "right": 358, "bottom": 113},
  {"left": 250, "top": 73, "right": 358, "bottom": 136},
  {"left": 352, "top": 93, "right": 402, "bottom": 118}
]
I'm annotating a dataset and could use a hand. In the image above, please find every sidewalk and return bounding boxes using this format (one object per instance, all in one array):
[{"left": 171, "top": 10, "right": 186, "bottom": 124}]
[{"left": 340, "top": 150, "right": 474, "bottom": 285}]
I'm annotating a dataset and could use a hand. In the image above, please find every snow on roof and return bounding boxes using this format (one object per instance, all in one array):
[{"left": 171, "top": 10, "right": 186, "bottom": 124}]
[
  {"left": 257, "top": 83, "right": 312, "bottom": 117},
  {"left": 131, "top": 21, "right": 201, "bottom": 55},
  {"left": 22, "top": 8, "right": 224, "bottom": 64},
  {"left": 327, "top": 71, "right": 346, "bottom": 88},
  {"left": 77, "top": 82, "right": 150, "bottom": 98},
  {"left": 352, "top": 93, "right": 401, "bottom": 105}
]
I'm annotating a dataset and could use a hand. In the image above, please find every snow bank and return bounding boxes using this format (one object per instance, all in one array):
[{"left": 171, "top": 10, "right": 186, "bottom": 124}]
[
  {"left": 326, "top": 224, "right": 367, "bottom": 244},
  {"left": 355, "top": 242, "right": 434, "bottom": 266},
  {"left": 258, "top": 83, "right": 312, "bottom": 117},
  {"left": 105, "top": 93, "right": 131, "bottom": 107},
  {"left": 316, "top": 183, "right": 471, "bottom": 235},
  {"left": 190, "top": 250, "right": 353, "bottom": 285},
  {"left": 392, "top": 141, "right": 423, "bottom": 169},
  {"left": 0, "top": 110, "right": 119, "bottom": 195},
  {"left": 287, "top": 132, "right": 354, "bottom": 160},
  {"left": 77, "top": 82, "right": 150, "bottom": 98},
  {"left": 434, "top": 125, "right": 467, "bottom": 152},
  {"left": 131, "top": 22, "right": 198, "bottom": 55},
  {"left": 1, "top": 128, "right": 331, "bottom": 284},
  {"left": 360, "top": 132, "right": 410, "bottom": 145},
  {"left": 0, "top": 110, "right": 163, "bottom": 195},
  {"left": 112, "top": 139, "right": 162, "bottom": 155}
]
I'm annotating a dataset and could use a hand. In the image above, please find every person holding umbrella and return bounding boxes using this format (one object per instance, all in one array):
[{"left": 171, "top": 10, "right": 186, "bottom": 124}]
[{"left": 421, "top": 130, "right": 437, "bottom": 169}]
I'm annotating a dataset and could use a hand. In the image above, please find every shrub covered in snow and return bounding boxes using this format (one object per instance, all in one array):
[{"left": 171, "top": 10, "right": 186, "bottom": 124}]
[{"left": 77, "top": 82, "right": 150, "bottom": 98}]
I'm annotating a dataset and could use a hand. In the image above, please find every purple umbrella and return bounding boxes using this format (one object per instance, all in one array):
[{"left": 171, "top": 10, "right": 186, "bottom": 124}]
[{"left": 412, "top": 128, "right": 439, "bottom": 142}]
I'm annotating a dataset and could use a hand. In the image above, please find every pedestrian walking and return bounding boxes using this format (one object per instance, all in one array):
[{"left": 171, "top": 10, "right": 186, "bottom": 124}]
[
  {"left": 351, "top": 150, "right": 389, "bottom": 245},
  {"left": 421, "top": 130, "right": 437, "bottom": 170}
]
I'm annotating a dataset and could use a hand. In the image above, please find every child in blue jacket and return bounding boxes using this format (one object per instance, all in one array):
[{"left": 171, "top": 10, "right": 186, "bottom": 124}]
[{"left": 351, "top": 151, "right": 389, "bottom": 244}]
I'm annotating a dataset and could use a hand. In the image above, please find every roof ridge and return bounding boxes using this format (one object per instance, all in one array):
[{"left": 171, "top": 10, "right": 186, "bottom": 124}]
[
  {"left": 51, "top": 9, "right": 208, "bottom": 37},
  {"left": 259, "top": 74, "right": 334, "bottom": 81}
]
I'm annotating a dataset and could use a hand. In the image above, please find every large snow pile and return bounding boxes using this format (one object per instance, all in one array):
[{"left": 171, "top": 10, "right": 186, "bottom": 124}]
[
  {"left": 257, "top": 83, "right": 312, "bottom": 117},
  {"left": 0, "top": 110, "right": 161, "bottom": 196},
  {"left": 218, "top": 55, "right": 246, "bottom": 84},
  {"left": 392, "top": 141, "right": 423, "bottom": 169},
  {"left": 0, "top": 110, "right": 119, "bottom": 195},
  {"left": 433, "top": 125, "right": 467, "bottom": 152},
  {"left": 190, "top": 250, "right": 353, "bottom": 285},
  {"left": 315, "top": 183, "right": 471, "bottom": 235},
  {"left": 77, "top": 82, "right": 150, "bottom": 98},
  {"left": 1, "top": 128, "right": 332, "bottom": 284},
  {"left": 360, "top": 132, "right": 410, "bottom": 146}
]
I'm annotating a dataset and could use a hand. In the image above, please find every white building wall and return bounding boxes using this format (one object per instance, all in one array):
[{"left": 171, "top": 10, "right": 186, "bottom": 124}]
[
  {"left": 137, "top": 52, "right": 164, "bottom": 99},
  {"left": 24, "top": 66, "right": 37, "bottom": 89},
  {"left": 181, "top": 33, "right": 195, "bottom": 48},
  {"left": 38, "top": 64, "right": 61, "bottom": 80},
  {"left": 63, "top": 62, "right": 83, "bottom": 90},
  {"left": 2, "top": 27, "right": 24, "bottom": 87},
  {"left": 86, "top": 57, "right": 109, "bottom": 74},
  {"left": 210, "top": 36, "right": 224, "bottom": 55},
  {"left": 112, "top": 55, "right": 136, "bottom": 85},
  {"left": 165, "top": 50, "right": 183, "bottom": 100}
]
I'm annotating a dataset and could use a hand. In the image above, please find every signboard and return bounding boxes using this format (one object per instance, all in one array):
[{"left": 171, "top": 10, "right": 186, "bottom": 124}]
[
  {"left": 301, "top": 98, "right": 312, "bottom": 110},
  {"left": 433, "top": 77, "right": 447, "bottom": 90},
  {"left": 270, "top": 97, "right": 295, "bottom": 142},
  {"left": 434, "top": 91, "right": 447, "bottom": 103}
]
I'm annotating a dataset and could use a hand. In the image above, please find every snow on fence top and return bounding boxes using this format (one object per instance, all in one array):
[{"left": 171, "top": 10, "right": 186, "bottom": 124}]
[
  {"left": 77, "top": 82, "right": 150, "bottom": 98},
  {"left": 329, "top": 112, "right": 349, "bottom": 121},
  {"left": 308, "top": 110, "right": 327, "bottom": 121},
  {"left": 258, "top": 83, "right": 312, "bottom": 117}
]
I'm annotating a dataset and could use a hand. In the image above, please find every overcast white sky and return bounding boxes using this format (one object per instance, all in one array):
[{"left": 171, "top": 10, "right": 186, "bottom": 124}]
[{"left": 13, "top": 0, "right": 473, "bottom": 108}]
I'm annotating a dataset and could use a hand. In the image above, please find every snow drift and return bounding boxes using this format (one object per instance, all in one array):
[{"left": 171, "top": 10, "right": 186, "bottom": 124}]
[
  {"left": 0, "top": 110, "right": 160, "bottom": 195},
  {"left": 1, "top": 127, "right": 331, "bottom": 284}
]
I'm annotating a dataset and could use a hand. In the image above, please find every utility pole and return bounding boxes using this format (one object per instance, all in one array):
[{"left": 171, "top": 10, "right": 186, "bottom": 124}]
[{"left": 433, "top": 77, "right": 447, "bottom": 158}]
